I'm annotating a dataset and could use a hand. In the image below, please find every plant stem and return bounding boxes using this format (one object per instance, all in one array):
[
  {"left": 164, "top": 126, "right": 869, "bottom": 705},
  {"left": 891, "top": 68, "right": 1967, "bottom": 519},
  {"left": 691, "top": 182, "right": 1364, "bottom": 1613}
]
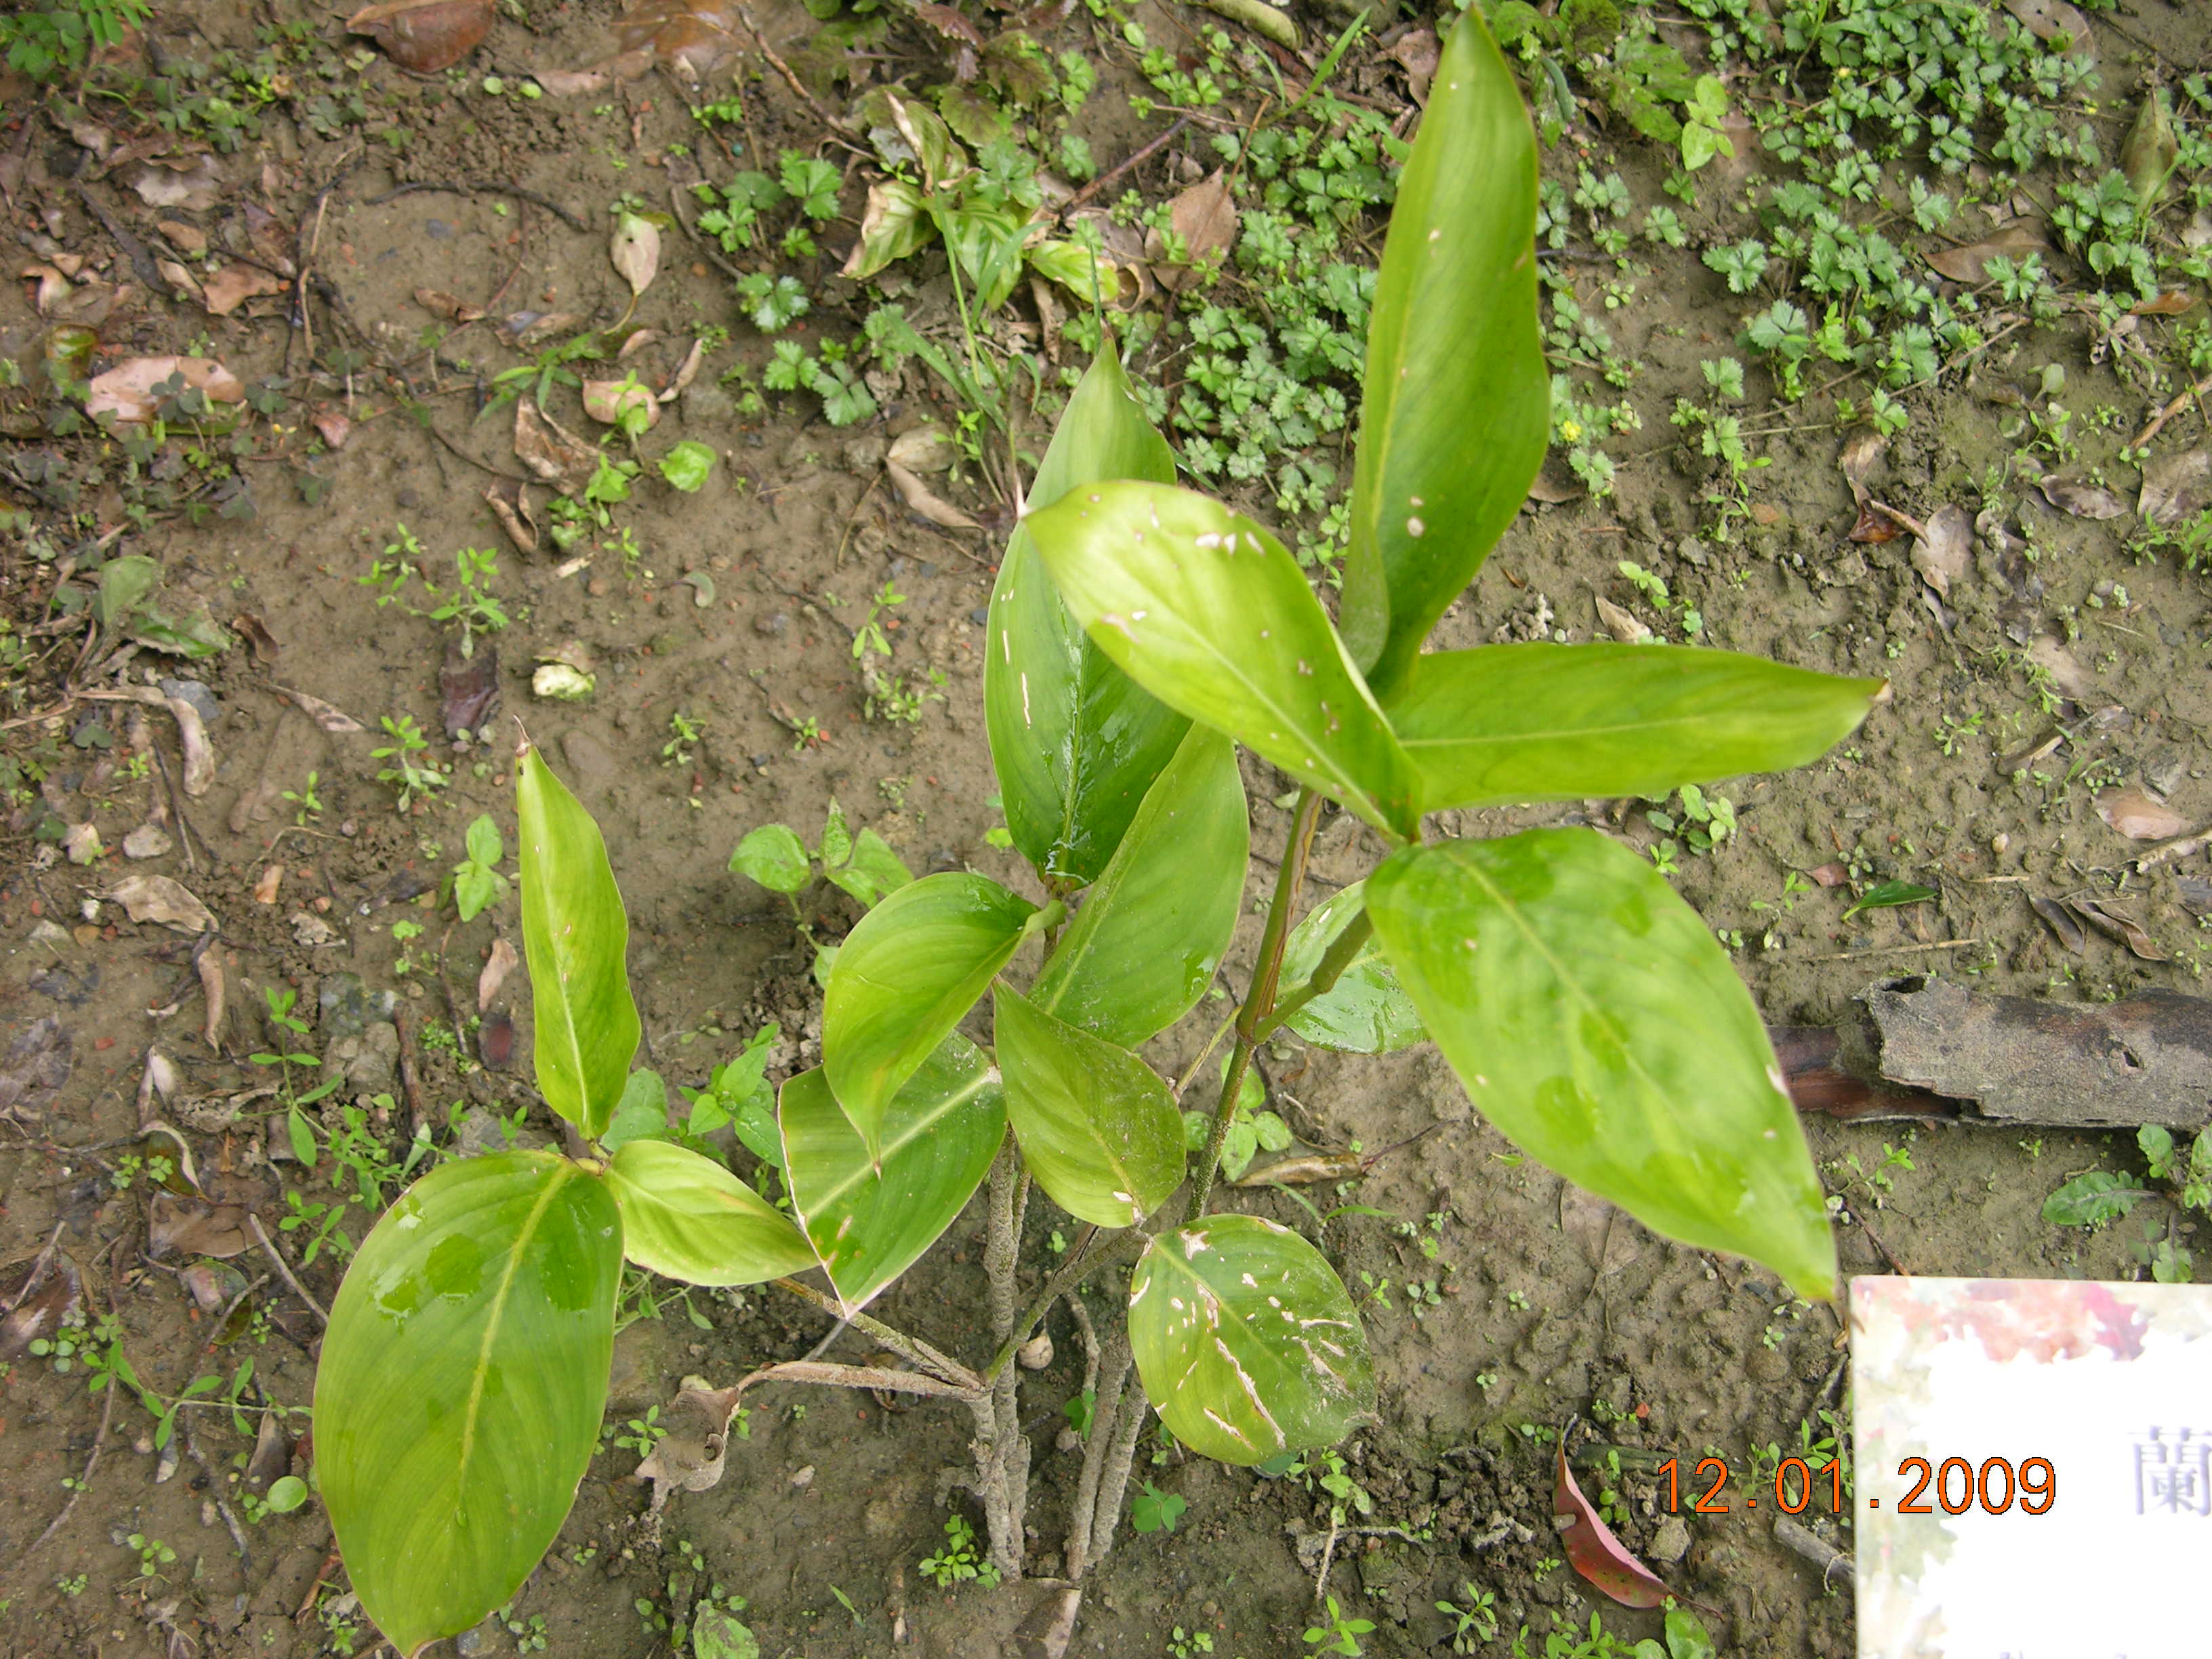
[
  {"left": 771, "top": 1277, "right": 982, "bottom": 1391},
  {"left": 1254, "top": 910, "right": 1373, "bottom": 1041},
  {"left": 982, "top": 1225, "right": 1146, "bottom": 1385},
  {"left": 1187, "top": 788, "right": 1322, "bottom": 1223},
  {"left": 1065, "top": 1328, "right": 1132, "bottom": 1579}
]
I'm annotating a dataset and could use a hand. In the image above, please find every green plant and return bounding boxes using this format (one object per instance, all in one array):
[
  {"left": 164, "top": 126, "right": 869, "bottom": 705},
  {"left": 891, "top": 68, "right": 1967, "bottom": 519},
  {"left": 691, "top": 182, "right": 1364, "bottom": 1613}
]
[
  {"left": 918, "top": 1514, "right": 999, "bottom": 1589},
  {"left": 1130, "top": 1480, "right": 1186, "bottom": 1534},
  {"left": 1304, "top": 1594, "right": 1374, "bottom": 1655},
  {"left": 1, "top": 0, "right": 148, "bottom": 82},
  {"left": 305, "top": 24, "right": 1874, "bottom": 1656},
  {"left": 1169, "top": 1626, "right": 1216, "bottom": 1658},
  {"left": 363, "top": 529, "right": 510, "bottom": 662},
  {"left": 1438, "top": 1581, "right": 1499, "bottom": 1652},
  {"left": 449, "top": 815, "right": 510, "bottom": 922},
  {"left": 282, "top": 769, "right": 323, "bottom": 825},
  {"left": 125, "top": 1532, "right": 177, "bottom": 1584},
  {"left": 252, "top": 985, "right": 342, "bottom": 1169},
  {"left": 370, "top": 714, "right": 447, "bottom": 811}
]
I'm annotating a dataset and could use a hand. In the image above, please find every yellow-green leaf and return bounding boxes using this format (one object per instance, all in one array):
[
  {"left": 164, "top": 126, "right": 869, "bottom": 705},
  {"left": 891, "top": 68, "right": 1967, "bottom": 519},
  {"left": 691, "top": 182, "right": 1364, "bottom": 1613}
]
[
  {"left": 1339, "top": 12, "right": 1549, "bottom": 697},
  {"left": 1387, "top": 643, "right": 1884, "bottom": 813},
  {"left": 1367, "top": 832, "right": 1835, "bottom": 1300},
  {"left": 781, "top": 1036, "right": 1006, "bottom": 1314},
  {"left": 993, "top": 984, "right": 1184, "bottom": 1227},
  {"left": 316, "top": 1152, "right": 620, "bottom": 1658},
  {"left": 605, "top": 1139, "right": 817, "bottom": 1286},
  {"left": 1129, "top": 1215, "right": 1374, "bottom": 1466},
  {"left": 1026, "top": 481, "right": 1418, "bottom": 840},
  {"left": 1029, "top": 724, "right": 1247, "bottom": 1046}
]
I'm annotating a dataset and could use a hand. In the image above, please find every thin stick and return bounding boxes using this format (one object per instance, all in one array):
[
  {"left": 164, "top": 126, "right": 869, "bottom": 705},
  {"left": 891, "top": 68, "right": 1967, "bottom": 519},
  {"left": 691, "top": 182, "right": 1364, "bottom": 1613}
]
[
  {"left": 984, "top": 1226, "right": 1149, "bottom": 1385},
  {"left": 247, "top": 1214, "right": 328, "bottom": 1326},
  {"left": 771, "top": 1277, "right": 981, "bottom": 1390},
  {"left": 201, "top": 1273, "right": 271, "bottom": 1355},
  {"left": 1059, "top": 118, "right": 1191, "bottom": 217},
  {"left": 1803, "top": 938, "right": 1980, "bottom": 963},
  {"left": 2132, "top": 371, "right": 2212, "bottom": 449},
  {"left": 365, "top": 180, "right": 590, "bottom": 231},
  {"left": 28, "top": 1372, "right": 113, "bottom": 1555},
  {"left": 735, "top": 6, "right": 868, "bottom": 150},
  {"left": 737, "top": 1359, "right": 985, "bottom": 1403}
]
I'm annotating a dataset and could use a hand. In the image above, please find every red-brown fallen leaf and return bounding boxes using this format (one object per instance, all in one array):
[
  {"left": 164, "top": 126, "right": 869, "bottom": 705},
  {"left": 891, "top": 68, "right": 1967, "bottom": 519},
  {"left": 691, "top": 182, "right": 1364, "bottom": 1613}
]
[
  {"left": 1151, "top": 170, "right": 1237, "bottom": 291},
  {"left": 2038, "top": 473, "right": 2129, "bottom": 519},
  {"left": 1909, "top": 503, "right": 1973, "bottom": 600},
  {"left": 610, "top": 0, "right": 745, "bottom": 79},
  {"left": 1386, "top": 26, "right": 1439, "bottom": 106},
  {"left": 1925, "top": 222, "right": 2046, "bottom": 284},
  {"left": 2001, "top": 0, "right": 2095, "bottom": 56},
  {"left": 1555, "top": 1444, "right": 1669, "bottom": 1608},
  {"left": 2139, "top": 449, "right": 2211, "bottom": 527},
  {"left": 87, "top": 356, "right": 245, "bottom": 425},
  {"left": 346, "top": 0, "right": 493, "bottom": 75},
  {"left": 2132, "top": 290, "right": 2198, "bottom": 318},
  {"left": 1847, "top": 500, "right": 1901, "bottom": 544},
  {"left": 413, "top": 287, "right": 485, "bottom": 323},
  {"left": 912, "top": 1, "right": 983, "bottom": 45},
  {"left": 2096, "top": 788, "right": 2191, "bottom": 841},
  {"left": 1807, "top": 863, "right": 1849, "bottom": 888}
]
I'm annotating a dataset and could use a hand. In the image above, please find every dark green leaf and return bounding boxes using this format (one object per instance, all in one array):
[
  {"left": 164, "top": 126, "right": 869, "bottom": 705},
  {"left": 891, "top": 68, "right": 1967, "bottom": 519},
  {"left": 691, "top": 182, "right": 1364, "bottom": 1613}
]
[
  {"left": 1339, "top": 12, "right": 1549, "bottom": 697},
  {"left": 316, "top": 1152, "right": 620, "bottom": 1658},
  {"left": 985, "top": 342, "right": 1185, "bottom": 885},
  {"left": 1843, "top": 880, "right": 1937, "bottom": 920},
  {"left": 992, "top": 985, "right": 1184, "bottom": 1227},
  {"left": 1275, "top": 883, "right": 1425, "bottom": 1054},
  {"left": 1026, "top": 482, "right": 1418, "bottom": 839},
  {"left": 2042, "top": 1171, "right": 2152, "bottom": 1228},
  {"left": 730, "top": 825, "right": 811, "bottom": 895},
  {"left": 781, "top": 1037, "right": 1006, "bottom": 1313},
  {"left": 822, "top": 872, "right": 1036, "bottom": 1156},
  {"left": 1368, "top": 831, "right": 1835, "bottom": 1300},
  {"left": 1029, "top": 724, "right": 1246, "bottom": 1046},
  {"left": 516, "top": 739, "right": 640, "bottom": 1141},
  {"left": 605, "top": 1139, "right": 817, "bottom": 1286},
  {"left": 1129, "top": 1214, "right": 1375, "bottom": 1466},
  {"left": 1385, "top": 644, "right": 1884, "bottom": 813}
]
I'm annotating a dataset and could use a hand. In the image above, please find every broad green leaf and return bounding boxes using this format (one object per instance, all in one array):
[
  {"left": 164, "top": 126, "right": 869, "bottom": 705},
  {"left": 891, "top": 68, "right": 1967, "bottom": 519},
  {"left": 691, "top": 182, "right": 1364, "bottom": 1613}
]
[
  {"left": 824, "top": 827, "right": 912, "bottom": 909},
  {"left": 1386, "top": 644, "right": 1883, "bottom": 813},
  {"left": 986, "top": 343, "right": 1187, "bottom": 885},
  {"left": 729, "top": 824, "right": 810, "bottom": 895},
  {"left": 1029, "top": 724, "right": 1246, "bottom": 1046},
  {"left": 659, "top": 439, "right": 715, "bottom": 492},
  {"left": 316, "top": 1152, "right": 620, "bottom": 1658},
  {"left": 991, "top": 985, "right": 1184, "bottom": 1227},
  {"left": 598, "top": 1068, "right": 672, "bottom": 1151},
  {"left": 1275, "top": 883, "right": 1425, "bottom": 1054},
  {"left": 1843, "top": 880, "right": 1936, "bottom": 920},
  {"left": 1027, "top": 482, "right": 1419, "bottom": 840},
  {"left": 516, "top": 739, "right": 640, "bottom": 1141},
  {"left": 780, "top": 1036, "right": 1006, "bottom": 1313},
  {"left": 1366, "top": 832, "right": 1836, "bottom": 1300},
  {"left": 840, "top": 178, "right": 935, "bottom": 283},
  {"left": 2042, "top": 1171, "right": 2152, "bottom": 1228},
  {"left": 1128, "top": 1214, "right": 1374, "bottom": 1466},
  {"left": 822, "top": 872, "right": 1036, "bottom": 1155},
  {"left": 1338, "top": 12, "right": 1549, "bottom": 697},
  {"left": 605, "top": 1139, "right": 817, "bottom": 1286}
]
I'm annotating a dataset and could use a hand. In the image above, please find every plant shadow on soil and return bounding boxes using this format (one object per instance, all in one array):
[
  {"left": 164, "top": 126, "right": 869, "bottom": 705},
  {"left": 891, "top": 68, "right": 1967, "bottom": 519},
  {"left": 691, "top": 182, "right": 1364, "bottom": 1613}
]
[{"left": 1, "top": 0, "right": 2210, "bottom": 1654}]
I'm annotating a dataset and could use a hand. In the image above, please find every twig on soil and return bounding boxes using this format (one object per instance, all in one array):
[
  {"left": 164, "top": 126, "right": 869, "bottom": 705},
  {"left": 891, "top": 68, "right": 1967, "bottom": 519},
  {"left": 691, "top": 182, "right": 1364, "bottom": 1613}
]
[
  {"left": 201, "top": 1273, "right": 272, "bottom": 1355},
  {"left": 771, "top": 1276, "right": 981, "bottom": 1390},
  {"left": 1774, "top": 1515, "right": 1851, "bottom": 1589},
  {"left": 247, "top": 1213, "right": 328, "bottom": 1326},
  {"left": 1064, "top": 1329, "right": 1132, "bottom": 1579},
  {"left": 739, "top": 1359, "right": 986, "bottom": 1403},
  {"left": 1845, "top": 1206, "right": 1914, "bottom": 1276},
  {"left": 2131, "top": 371, "right": 2212, "bottom": 450},
  {"left": 1803, "top": 937, "right": 1980, "bottom": 962},
  {"left": 365, "top": 180, "right": 590, "bottom": 231},
  {"left": 1310, "top": 1511, "right": 1342, "bottom": 1604},
  {"left": 28, "top": 1356, "right": 114, "bottom": 1555},
  {"left": 424, "top": 422, "right": 535, "bottom": 483},
  {"left": 1059, "top": 117, "right": 1193, "bottom": 218}
]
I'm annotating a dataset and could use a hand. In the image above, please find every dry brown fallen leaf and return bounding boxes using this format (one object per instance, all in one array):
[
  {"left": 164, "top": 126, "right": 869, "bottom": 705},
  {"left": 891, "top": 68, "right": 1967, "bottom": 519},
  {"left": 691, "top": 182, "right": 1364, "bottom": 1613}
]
[
  {"left": 2001, "top": 0, "right": 2095, "bottom": 56},
  {"left": 0, "top": 1254, "right": 81, "bottom": 1361},
  {"left": 2132, "top": 290, "right": 2198, "bottom": 318},
  {"left": 2038, "top": 473, "right": 2129, "bottom": 519},
  {"left": 346, "top": 0, "right": 494, "bottom": 75},
  {"left": 1386, "top": 26, "right": 1439, "bottom": 106},
  {"left": 83, "top": 685, "right": 215, "bottom": 794},
  {"left": 20, "top": 262, "right": 71, "bottom": 314},
  {"left": 0, "top": 1016, "right": 71, "bottom": 1122},
  {"left": 610, "top": 213, "right": 661, "bottom": 298},
  {"left": 483, "top": 481, "right": 538, "bottom": 554},
  {"left": 131, "top": 157, "right": 223, "bottom": 211},
  {"left": 200, "top": 262, "right": 287, "bottom": 318},
  {"left": 2139, "top": 449, "right": 2211, "bottom": 527},
  {"left": 106, "top": 874, "right": 217, "bottom": 934},
  {"left": 478, "top": 937, "right": 520, "bottom": 1012},
  {"left": 1925, "top": 222, "right": 2045, "bottom": 284},
  {"left": 148, "top": 1193, "right": 251, "bottom": 1259},
  {"left": 197, "top": 948, "right": 226, "bottom": 1052},
  {"left": 634, "top": 1378, "right": 750, "bottom": 1511},
  {"left": 2026, "top": 634, "right": 2097, "bottom": 701},
  {"left": 413, "top": 287, "right": 485, "bottom": 323},
  {"left": 515, "top": 401, "right": 598, "bottom": 492},
  {"left": 1525, "top": 465, "right": 1584, "bottom": 506},
  {"left": 885, "top": 460, "right": 981, "bottom": 530},
  {"left": 266, "top": 683, "right": 366, "bottom": 733},
  {"left": 1153, "top": 170, "right": 1237, "bottom": 291},
  {"left": 609, "top": 0, "right": 745, "bottom": 81},
  {"left": 2068, "top": 895, "right": 2165, "bottom": 962},
  {"left": 1909, "top": 504, "right": 1973, "bottom": 600},
  {"left": 659, "top": 336, "right": 706, "bottom": 403},
  {"left": 2097, "top": 788, "right": 2192, "bottom": 841},
  {"left": 253, "top": 865, "right": 283, "bottom": 905},
  {"left": 2030, "top": 893, "right": 2087, "bottom": 954},
  {"left": 530, "top": 66, "right": 611, "bottom": 97},
  {"left": 1593, "top": 594, "right": 1651, "bottom": 644},
  {"left": 582, "top": 379, "right": 659, "bottom": 431},
  {"left": 87, "top": 356, "right": 245, "bottom": 424},
  {"left": 888, "top": 425, "right": 956, "bottom": 474}
]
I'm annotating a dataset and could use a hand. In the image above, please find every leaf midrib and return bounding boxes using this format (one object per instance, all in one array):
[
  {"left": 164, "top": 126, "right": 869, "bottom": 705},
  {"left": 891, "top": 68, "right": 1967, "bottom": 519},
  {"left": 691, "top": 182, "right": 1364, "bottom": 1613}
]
[
  {"left": 797, "top": 1064, "right": 999, "bottom": 1217},
  {"left": 453, "top": 1166, "right": 571, "bottom": 1506}
]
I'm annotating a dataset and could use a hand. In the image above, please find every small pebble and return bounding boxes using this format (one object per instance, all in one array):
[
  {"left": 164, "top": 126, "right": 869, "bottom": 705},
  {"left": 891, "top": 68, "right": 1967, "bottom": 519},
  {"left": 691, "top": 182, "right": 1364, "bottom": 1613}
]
[{"left": 790, "top": 1465, "right": 815, "bottom": 1489}]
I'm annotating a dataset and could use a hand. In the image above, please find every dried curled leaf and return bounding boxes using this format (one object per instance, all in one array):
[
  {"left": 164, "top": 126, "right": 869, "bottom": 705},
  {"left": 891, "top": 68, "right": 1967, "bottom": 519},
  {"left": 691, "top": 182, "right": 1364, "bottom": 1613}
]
[
  {"left": 2139, "top": 449, "right": 2211, "bottom": 527},
  {"left": 1908, "top": 504, "right": 1973, "bottom": 600},
  {"left": 1555, "top": 1443, "right": 1670, "bottom": 1608},
  {"left": 2096, "top": 789, "right": 2190, "bottom": 842},
  {"left": 106, "top": 874, "right": 218, "bottom": 934},
  {"left": 885, "top": 459, "right": 980, "bottom": 529},
  {"left": 87, "top": 356, "right": 245, "bottom": 426},
  {"left": 609, "top": 213, "right": 661, "bottom": 298},
  {"left": 514, "top": 401, "right": 598, "bottom": 493},
  {"left": 346, "top": 0, "right": 494, "bottom": 75},
  {"left": 2038, "top": 473, "right": 2128, "bottom": 519}
]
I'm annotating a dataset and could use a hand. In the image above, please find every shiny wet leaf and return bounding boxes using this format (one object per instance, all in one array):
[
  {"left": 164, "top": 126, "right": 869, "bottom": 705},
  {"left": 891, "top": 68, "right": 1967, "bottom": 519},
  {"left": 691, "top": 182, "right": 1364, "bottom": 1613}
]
[
  {"left": 605, "top": 1139, "right": 817, "bottom": 1286},
  {"left": 1275, "top": 883, "right": 1425, "bottom": 1054},
  {"left": 316, "top": 1152, "right": 620, "bottom": 1658}
]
